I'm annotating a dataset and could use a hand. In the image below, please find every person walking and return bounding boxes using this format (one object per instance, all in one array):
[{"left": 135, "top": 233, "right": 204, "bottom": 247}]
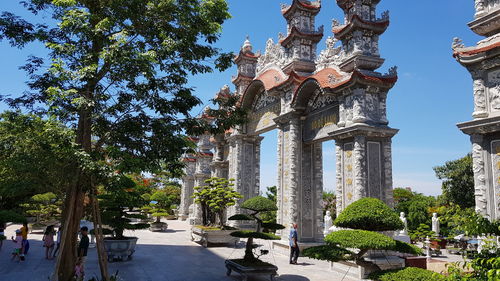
[
  {"left": 42, "top": 225, "right": 55, "bottom": 260},
  {"left": 289, "top": 223, "right": 299, "bottom": 264},
  {"left": 52, "top": 227, "right": 62, "bottom": 258},
  {"left": 77, "top": 226, "right": 90, "bottom": 278},
  {"left": 20, "top": 222, "right": 29, "bottom": 255}
]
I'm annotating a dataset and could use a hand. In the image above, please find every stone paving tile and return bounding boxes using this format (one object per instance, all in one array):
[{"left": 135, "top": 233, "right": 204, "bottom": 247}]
[{"left": 0, "top": 220, "right": 357, "bottom": 281}]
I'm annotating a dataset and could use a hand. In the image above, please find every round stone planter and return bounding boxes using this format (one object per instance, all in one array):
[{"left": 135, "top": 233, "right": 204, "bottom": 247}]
[
  {"left": 225, "top": 259, "right": 278, "bottom": 281},
  {"left": 190, "top": 226, "right": 239, "bottom": 247},
  {"left": 149, "top": 222, "right": 168, "bottom": 232},
  {"left": 103, "top": 237, "right": 138, "bottom": 262}
]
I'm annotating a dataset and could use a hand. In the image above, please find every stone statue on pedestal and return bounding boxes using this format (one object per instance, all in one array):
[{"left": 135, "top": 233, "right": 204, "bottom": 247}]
[
  {"left": 324, "top": 211, "right": 333, "bottom": 237},
  {"left": 431, "top": 213, "right": 440, "bottom": 236},
  {"left": 399, "top": 212, "right": 408, "bottom": 235}
]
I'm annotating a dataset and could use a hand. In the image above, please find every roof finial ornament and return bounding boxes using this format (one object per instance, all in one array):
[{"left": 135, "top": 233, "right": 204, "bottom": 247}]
[
  {"left": 452, "top": 37, "right": 465, "bottom": 50},
  {"left": 242, "top": 35, "right": 253, "bottom": 53},
  {"left": 388, "top": 66, "right": 398, "bottom": 76}
]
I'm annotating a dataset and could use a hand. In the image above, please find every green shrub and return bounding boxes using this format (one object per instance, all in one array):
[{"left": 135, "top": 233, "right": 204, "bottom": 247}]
[
  {"left": 0, "top": 210, "right": 26, "bottom": 224},
  {"left": 241, "top": 196, "right": 277, "bottom": 212},
  {"left": 334, "top": 197, "right": 403, "bottom": 231},
  {"left": 230, "top": 230, "right": 280, "bottom": 240},
  {"left": 326, "top": 230, "right": 396, "bottom": 250},
  {"left": 301, "top": 245, "right": 353, "bottom": 262},
  {"left": 368, "top": 267, "right": 445, "bottom": 281}
]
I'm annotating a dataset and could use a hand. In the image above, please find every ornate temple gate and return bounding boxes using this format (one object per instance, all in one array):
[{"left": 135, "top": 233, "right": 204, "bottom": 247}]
[{"left": 180, "top": 0, "right": 399, "bottom": 243}]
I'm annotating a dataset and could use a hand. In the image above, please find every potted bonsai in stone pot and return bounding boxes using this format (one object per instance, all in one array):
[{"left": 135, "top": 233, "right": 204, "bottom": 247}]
[
  {"left": 303, "top": 198, "right": 422, "bottom": 279},
  {"left": 99, "top": 175, "right": 149, "bottom": 261},
  {"left": 191, "top": 177, "right": 242, "bottom": 247},
  {"left": 143, "top": 189, "right": 177, "bottom": 232},
  {"left": 226, "top": 196, "right": 284, "bottom": 281}
]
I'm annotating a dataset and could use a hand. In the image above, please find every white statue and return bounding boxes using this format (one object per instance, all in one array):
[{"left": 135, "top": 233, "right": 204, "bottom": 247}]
[
  {"left": 399, "top": 212, "right": 408, "bottom": 235},
  {"left": 324, "top": 211, "right": 333, "bottom": 237},
  {"left": 432, "top": 213, "right": 440, "bottom": 236}
]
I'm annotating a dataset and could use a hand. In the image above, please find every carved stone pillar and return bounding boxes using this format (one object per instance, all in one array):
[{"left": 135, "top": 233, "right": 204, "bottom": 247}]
[
  {"left": 288, "top": 117, "right": 301, "bottom": 226},
  {"left": 471, "top": 134, "right": 488, "bottom": 216},
  {"left": 179, "top": 174, "right": 195, "bottom": 220},
  {"left": 383, "top": 139, "right": 394, "bottom": 207},
  {"left": 353, "top": 135, "right": 367, "bottom": 200},
  {"left": 352, "top": 89, "right": 367, "bottom": 124},
  {"left": 335, "top": 142, "right": 344, "bottom": 217}
]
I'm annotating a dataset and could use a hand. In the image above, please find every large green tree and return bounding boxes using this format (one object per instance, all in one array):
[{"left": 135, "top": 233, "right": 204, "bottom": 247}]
[
  {"left": 0, "top": 111, "right": 77, "bottom": 210},
  {"left": 434, "top": 154, "right": 474, "bottom": 208},
  {"left": 0, "top": 1, "right": 244, "bottom": 280}
]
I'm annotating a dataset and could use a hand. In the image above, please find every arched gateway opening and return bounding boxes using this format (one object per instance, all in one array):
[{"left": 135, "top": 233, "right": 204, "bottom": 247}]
[{"left": 179, "top": 0, "right": 399, "bottom": 244}]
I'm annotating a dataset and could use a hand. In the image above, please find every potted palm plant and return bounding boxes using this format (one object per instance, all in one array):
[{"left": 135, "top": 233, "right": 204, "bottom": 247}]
[
  {"left": 226, "top": 196, "right": 284, "bottom": 281},
  {"left": 99, "top": 175, "right": 149, "bottom": 261}
]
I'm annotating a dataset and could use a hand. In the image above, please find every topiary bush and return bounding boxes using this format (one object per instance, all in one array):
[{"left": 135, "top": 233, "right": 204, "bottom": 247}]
[
  {"left": 229, "top": 196, "right": 284, "bottom": 263},
  {"left": 303, "top": 197, "right": 421, "bottom": 277},
  {"left": 368, "top": 267, "right": 445, "bottom": 281},
  {"left": 334, "top": 197, "right": 403, "bottom": 231}
]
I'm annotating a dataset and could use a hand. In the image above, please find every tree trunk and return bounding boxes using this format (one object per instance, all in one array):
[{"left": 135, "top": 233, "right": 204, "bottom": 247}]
[
  {"left": 244, "top": 237, "right": 255, "bottom": 261},
  {"left": 53, "top": 172, "right": 85, "bottom": 281},
  {"left": 91, "top": 189, "right": 109, "bottom": 280}
]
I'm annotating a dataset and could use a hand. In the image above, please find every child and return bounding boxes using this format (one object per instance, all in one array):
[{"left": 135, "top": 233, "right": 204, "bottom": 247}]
[
  {"left": 42, "top": 225, "right": 55, "bottom": 260},
  {"left": 11, "top": 229, "right": 24, "bottom": 262},
  {"left": 74, "top": 258, "right": 84, "bottom": 281}
]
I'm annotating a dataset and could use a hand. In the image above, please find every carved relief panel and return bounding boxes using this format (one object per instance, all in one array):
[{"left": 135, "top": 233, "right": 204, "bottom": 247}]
[
  {"left": 487, "top": 69, "right": 500, "bottom": 113},
  {"left": 367, "top": 141, "right": 382, "bottom": 199},
  {"left": 343, "top": 142, "right": 355, "bottom": 208},
  {"left": 489, "top": 140, "right": 500, "bottom": 219}
]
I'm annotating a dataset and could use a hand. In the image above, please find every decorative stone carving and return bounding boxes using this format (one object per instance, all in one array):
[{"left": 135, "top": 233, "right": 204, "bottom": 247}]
[
  {"left": 316, "top": 36, "right": 343, "bottom": 70},
  {"left": 475, "top": 0, "right": 487, "bottom": 18},
  {"left": 256, "top": 38, "right": 287, "bottom": 73},
  {"left": 431, "top": 213, "right": 440, "bottom": 236},
  {"left": 324, "top": 211, "right": 333, "bottom": 237},
  {"left": 399, "top": 212, "right": 408, "bottom": 235},
  {"left": 354, "top": 136, "right": 366, "bottom": 201},
  {"left": 253, "top": 91, "right": 279, "bottom": 111},
  {"left": 452, "top": 37, "right": 465, "bottom": 50},
  {"left": 473, "top": 78, "right": 488, "bottom": 118},
  {"left": 487, "top": 70, "right": 500, "bottom": 112},
  {"left": 471, "top": 135, "right": 488, "bottom": 216}
]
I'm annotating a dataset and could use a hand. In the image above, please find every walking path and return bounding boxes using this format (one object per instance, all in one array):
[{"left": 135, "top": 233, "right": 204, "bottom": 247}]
[{"left": 0, "top": 220, "right": 357, "bottom": 281}]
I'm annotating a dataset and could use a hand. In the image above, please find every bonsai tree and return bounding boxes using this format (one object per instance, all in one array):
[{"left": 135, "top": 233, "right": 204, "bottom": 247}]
[
  {"left": 303, "top": 198, "right": 422, "bottom": 275},
  {"left": 20, "top": 192, "right": 61, "bottom": 224},
  {"left": 229, "top": 196, "right": 285, "bottom": 262},
  {"left": 192, "top": 177, "right": 242, "bottom": 228},
  {"left": 99, "top": 175, "right": 150, "bottom": 239}
]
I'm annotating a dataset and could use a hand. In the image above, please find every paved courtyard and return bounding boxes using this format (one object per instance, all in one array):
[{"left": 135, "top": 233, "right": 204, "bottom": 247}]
[{"left": 0, "top": 220, "right": 358, "bottom": 281}]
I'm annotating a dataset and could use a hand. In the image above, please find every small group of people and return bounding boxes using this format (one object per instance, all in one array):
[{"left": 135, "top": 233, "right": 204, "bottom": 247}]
[{"left": 10, "top": 222, "right": 30, "bottom": 262}]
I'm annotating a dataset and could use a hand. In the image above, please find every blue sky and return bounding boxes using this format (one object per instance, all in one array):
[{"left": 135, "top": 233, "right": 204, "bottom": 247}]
[{"left": 0, "top": 1, "right": 481, "bottom": 196}]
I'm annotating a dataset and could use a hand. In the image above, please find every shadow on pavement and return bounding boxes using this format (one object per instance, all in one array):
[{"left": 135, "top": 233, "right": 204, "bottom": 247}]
[{"left": 277, "top": 275, "right": 311, "bottom": 281}]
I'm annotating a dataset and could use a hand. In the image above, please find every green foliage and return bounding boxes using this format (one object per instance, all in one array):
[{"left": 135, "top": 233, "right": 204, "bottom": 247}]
[
  {"left": 0, "top": 112, "right": 77, "bottom": 210},
  {"left": 304, "top": 198, "right": 420, "bottom": 276},
  {"left": 326, "top": 230, "right": 396, "bottom": 250},
  {"left": 20, "top": 192, "right": 61, "bottom": 223},
  {"left": 230, "top": 230, "right": 280, "bottom": 240},
  {"left": 261, "top": 223, "right": 285, "bottom": 230},
  {"left": 192, "top": 177, "right": 242, "bottom": 227},
  {"left": 230, "top": 196, "right": 284, "bottom": 262},
  {"left": 301, "top": 245, "right": 353, "bottom": 262},
  {"left": 259, "top": 186, "right": 277, "bottom": 225},
  {"left": 228, "top": 214, "right": 254, "bottom": 221},
  {"left": 393, "top": 188, "right": 436, "bottom": 231},
  {"left": 0, "top": 210, "right": 26, "bottom": 224},
  {"left": 446, "top": 238, "right": 500, "bottom": 280},
  {"left": 368, "top": 267, "right": 445, "bottom": 281},
  {"left": 409, "top": 224, "right": 436, "bottom": 242},
  {"left": 438, "top": 204, "right": 500, "bottom": 237},
  {"left": 99, "top": 175, "right": 150, "bottom": 239},
  {"left": 241, "top": 196, "right": 278, "bottom": 212},
  {"left": 434, "top": 154, "right": 474, "bottom": 208},
  {"left": 334, "top": 197, "right": 403, "bottom": 231},
  {"left": 321, "top": 191, "right": 336, "bottom": 220}
]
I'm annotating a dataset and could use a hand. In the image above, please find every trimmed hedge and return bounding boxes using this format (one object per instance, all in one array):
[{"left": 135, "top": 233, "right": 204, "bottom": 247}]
[
  {"left": 261, "top": 222, "right": 285, "bottom": 230},
  {"left": 334, "top": 197, "right": 403, "bottom": 231},
  {"left": 228, "top": 214, "right": 254, "bottom": 221},
  {"left": 241, "top": 196, "right": 277, "bottom": 212},
  {"left": 368, "top": 267, "right": 446, "bottom": 281},
  {"left": 326, "top": 230, "right": 396, "bottom": 250},
  {"left": 302, "top": 245, "right": 353, "bottom": 262},
  {"left": 230, "top": 230, "right": 280, "bottom": 240}
]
